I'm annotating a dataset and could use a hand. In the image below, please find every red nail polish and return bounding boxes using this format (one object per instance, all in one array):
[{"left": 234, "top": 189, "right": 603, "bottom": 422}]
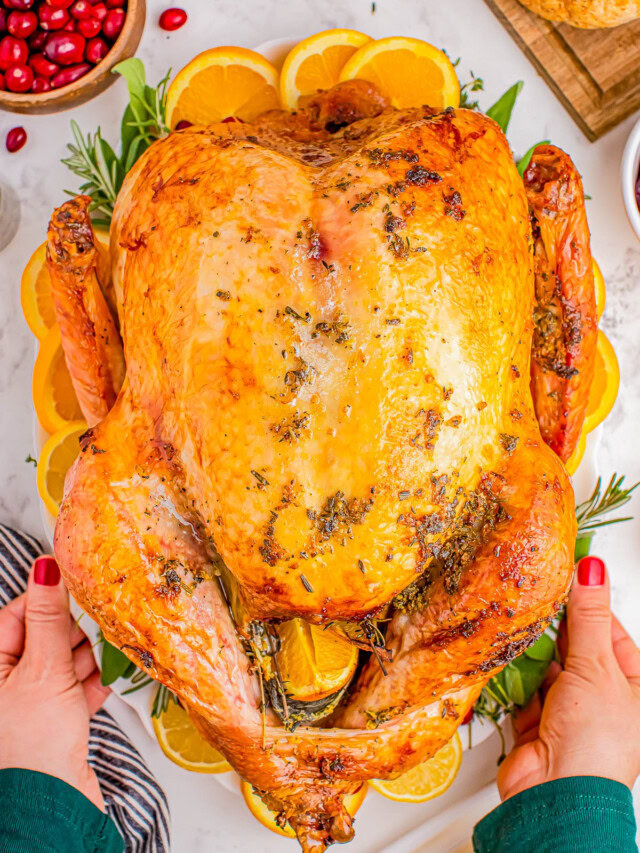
[
  {"left": 33, "top": 556, "right": 60, "bottom": 586},
  {"left": 577, "top": 556, "right": 605, "bottom": 586}
]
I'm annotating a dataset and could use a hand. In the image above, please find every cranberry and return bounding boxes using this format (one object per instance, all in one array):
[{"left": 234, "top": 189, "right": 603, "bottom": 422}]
[
  {"left": 175, "top": 119, "right": 192, "bottom": 130},
  {"left": 84, "top": 34, "right": 106, "bottom": 63},
  {"left": 44, "top": 31, "right": 85, "bottom": 64},
  {"left": 39, "top": 5, "right": 70, "bottom": 29},
  {"left": 0, "top": 9, "right": 7, "bottom": 32},
  {"left": 105, "top": 0, "right": 122, "bottom": 6},
  {"left": 61, "top": 17, "right": 75, "bottom": 29},
  {"left": 70, "top": 0, "right": 92, "bottom": 18},
  {"left": 32, "top": 74, "right": 51, "bottom": 92},
  {"left": 7, "top": 10, "right": 37, "bottom": 37},
  {"left": 4, "top": 0, "right": 34, "bottom": 10},
  {"left": 159, "top": 8, "right": 186, "bottom": 30},
  {"left": 461, "top": 707, "right": 474, "bottom": 725},
  {"left": 29, "top": 52, "right": 58, "bottom": 75},
  {"left": 102, "top": 6, "right": 123, "bottom": 39},
  {"left": 0, "top": 72, "right": 4, "bottom": 89},
  {"left": 0, "top": 35, "right": 27, "bottom": 70},
  {"left": 6, "top": 126, "right": 27, "bottom": 152},
  {"left": 44, "top": 0, "right": 74, "bottom": 7},
  {"left": 5, "top": 62, "right": 33, "bottom": 91},
  {"left": 51, "top": 60, "right": 89, "bottom": 87},
  {"left": 28, "top": 29, "right": 47, "bottom": 49},
  {"left": 90, "top": 2, "right": 107, "bottom": 21},
  {"left": 221, "top": 116, "right": 243, "bottom": 123},
  {"left": 77, "top": 16, "right": 99, "bottom": 36}
]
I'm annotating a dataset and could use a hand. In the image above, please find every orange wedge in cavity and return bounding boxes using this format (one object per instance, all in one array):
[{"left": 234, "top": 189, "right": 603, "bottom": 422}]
[
  {"left": 371, "top": 732, "right": 462, "bottom": 803},
  {"left": 280, "top": 29, "right": 371, "bottom": 109},
  {"left": 21, "top": 229, "right": 110, "bottom": 342},
  {"left": 166, "top": 47, "right": 280, "bottom": 128},
  {"left": 242, "top": 780, "right": 367, "bottom": 838},
  {"left": 583, "top": 330, "right": 619, "bottom": 434},
  {"left": 339, "top": 36, "right": 459, "bottom": 110},
  {"left": 37, "top": 420, "right": 87, "bottom": 518},
  {"left": 33, "top": 326, "right": 83, "bottom": 434}
]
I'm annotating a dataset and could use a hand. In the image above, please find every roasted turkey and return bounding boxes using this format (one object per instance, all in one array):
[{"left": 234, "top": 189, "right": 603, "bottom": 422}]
[{"left": 46, "top": 80, "right": 596, "bottom": 851}]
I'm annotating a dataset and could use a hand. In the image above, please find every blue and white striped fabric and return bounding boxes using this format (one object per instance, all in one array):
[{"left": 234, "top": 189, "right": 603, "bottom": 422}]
[{"left": 0, "top": 523, "right": 171, "bottom": 853}]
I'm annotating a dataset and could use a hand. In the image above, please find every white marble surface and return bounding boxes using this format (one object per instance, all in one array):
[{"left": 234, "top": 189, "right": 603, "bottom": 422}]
[{"left": 1, "top": 0, "right": 639, "bottom": 850}]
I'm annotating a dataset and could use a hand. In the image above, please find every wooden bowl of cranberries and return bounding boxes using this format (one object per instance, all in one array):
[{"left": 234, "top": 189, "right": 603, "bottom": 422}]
[{"left": 0, "top": 0, "right": 145, "bottom": 113}]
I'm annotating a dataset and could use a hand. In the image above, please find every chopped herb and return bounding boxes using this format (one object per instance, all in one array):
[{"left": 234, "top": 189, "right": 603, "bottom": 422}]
[
  {"left": 285, "top": 305, "right": 311, "bottom": 323},
  {"left": 251, "top": 470, "right": 270, "bottom": 488},
  {"left": 25, "top": 454, "right": 37, "bottom": 467}
]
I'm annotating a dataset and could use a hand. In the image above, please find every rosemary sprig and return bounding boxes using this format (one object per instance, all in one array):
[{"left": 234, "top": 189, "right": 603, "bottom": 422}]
[
  {"left": 575, "top": 474, "right": 638, "bottom": 533},
  {"left": 61, "top": 58, "right": 170, "bottom": 227},
  {"left": 151, "top": 683, "right": 179, "bottom": 718}
]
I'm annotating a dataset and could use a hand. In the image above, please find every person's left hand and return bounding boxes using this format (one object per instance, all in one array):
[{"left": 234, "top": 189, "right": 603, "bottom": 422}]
[{"left": 0, "top": 555, "right": 110, "bottom": 809}]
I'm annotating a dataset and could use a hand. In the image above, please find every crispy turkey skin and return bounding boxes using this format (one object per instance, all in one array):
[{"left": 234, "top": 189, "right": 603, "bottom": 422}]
[{"left": 48, "top": 84, "right": 594, "bottom": 852}]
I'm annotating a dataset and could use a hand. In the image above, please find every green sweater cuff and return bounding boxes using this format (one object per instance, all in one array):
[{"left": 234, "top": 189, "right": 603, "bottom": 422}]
[
  {"left": 0, "top": 768, "right": 124, "bottom": 853},
  {"left": 473, "top": 776, "right": 638, "bottom": 853}
]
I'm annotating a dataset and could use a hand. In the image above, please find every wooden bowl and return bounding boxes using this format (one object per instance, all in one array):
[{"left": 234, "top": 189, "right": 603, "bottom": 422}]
[{"left": 0, "top": 0, "right": 146, "bottom": 115}]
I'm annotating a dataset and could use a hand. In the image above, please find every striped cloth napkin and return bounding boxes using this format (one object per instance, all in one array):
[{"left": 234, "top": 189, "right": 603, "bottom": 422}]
[{"left": 0, "top": 523, "right": 171, "bottom": 853}]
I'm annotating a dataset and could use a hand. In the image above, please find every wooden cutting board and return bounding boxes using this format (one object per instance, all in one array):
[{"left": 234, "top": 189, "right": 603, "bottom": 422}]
[{"left": 484, "top": 0, "right": 640, "bottom": 140}]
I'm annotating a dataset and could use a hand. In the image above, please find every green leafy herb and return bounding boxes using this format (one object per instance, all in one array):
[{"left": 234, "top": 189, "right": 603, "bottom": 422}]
[
  {"left": 99, "top": 634, "right": 136, "bottom": 686},
  {"left": 62, "top": 59, "right": 170, "bottom": 226},
  {"left": 25, "top": 454, "right": 37, "bottom": 467},
  {"left": 486, "top": 81, "right": 524, "bottom": 134},
  {"left": 517, "top": 140, "right": 550, "bottom": 177}
]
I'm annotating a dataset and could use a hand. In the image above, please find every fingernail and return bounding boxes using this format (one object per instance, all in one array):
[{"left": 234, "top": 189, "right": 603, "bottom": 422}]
[
  {"left": 577, "top": 556, "right": 605, "bottom": 586},
  {"left": 33, "top": 556, "right": 60, "bottom": 586}
]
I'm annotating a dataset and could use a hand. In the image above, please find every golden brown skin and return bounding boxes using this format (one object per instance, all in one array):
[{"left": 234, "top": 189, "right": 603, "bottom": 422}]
[
  {"left": 519, "top": 0, "right": 640, "bottom": 28},
  {"left": 50, "top": 89, "right": 588, "bottom": 851},
  {"left": 524, "top": 145, "right": 597, "bottom": 462},
  {"left": 46, "top": 197, "right": 125, "bottom": 426}
]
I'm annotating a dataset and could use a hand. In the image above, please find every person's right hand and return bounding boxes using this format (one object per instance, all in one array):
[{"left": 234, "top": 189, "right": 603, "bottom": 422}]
[
  {"left": 497, "top": 555, "right": 640, "bottom": 801},
  {"left": 0, "top": 555, "right": 110, "bottom": 809}
]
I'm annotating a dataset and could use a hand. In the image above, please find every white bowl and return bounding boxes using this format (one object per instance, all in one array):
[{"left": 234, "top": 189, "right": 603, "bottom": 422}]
[{"left": 621, "top": 116, "right": 640, "bottom": 240}]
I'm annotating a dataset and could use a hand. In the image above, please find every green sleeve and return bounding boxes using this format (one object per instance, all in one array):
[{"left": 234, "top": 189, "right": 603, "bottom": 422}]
[
  {"left": 0, "top": 768, "right": 124, "bottom": 853},
  {"left": 473, "top": 776, "right": 638, "bottom": 853}
]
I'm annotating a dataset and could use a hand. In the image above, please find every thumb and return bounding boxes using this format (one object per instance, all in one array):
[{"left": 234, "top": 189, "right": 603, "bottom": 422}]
[
  {"left": 565, "top": 556, "right": 613, "bottom": 671},
  {"left": 23, "top": 556, "right": 72, "bottom": 675}
]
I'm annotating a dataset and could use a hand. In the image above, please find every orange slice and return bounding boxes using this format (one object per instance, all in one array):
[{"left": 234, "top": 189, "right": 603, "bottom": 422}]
[
  {"left": 152, "top": 699, "right": 232, "bottom": 773},
  {"left": 280, "top": 29, "right": 371, "bottom": 109},
  {"left": 371, "top": 732, "right": 462, "bottom": 803},
  {"left": 565, "top": 429, "right": 586, "bottom": 476},
  {"left": 593, "top": 258, "right": 605, "bottom": 322},
  {"left": 33, "top": 326, "right": 83, "bottom": 435},
  {"left": 583, "top": 330, "right": 619, "bottom": 434},
  {"left": 241, "top": 780, "right": 367, "bottom": 838},
  {"left": 37, "top": 420, "right": 86, "bottom": 517},
  {"left": 21, "top": 230, "right": 109, "bottom": 343},
  {"left": 339, "top": 36, "right": 459, "bottom": 110},
  {"left": 166, "top": 47, "right": 280, "bottom": 129}
]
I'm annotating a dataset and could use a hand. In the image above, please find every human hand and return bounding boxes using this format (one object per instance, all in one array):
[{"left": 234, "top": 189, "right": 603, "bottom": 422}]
[
  {"left": 497, "top": 555, "right": 640, "bottom": 800},
  {"left": 0, "top": 555, "right": 110, "bottom": 809}
]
